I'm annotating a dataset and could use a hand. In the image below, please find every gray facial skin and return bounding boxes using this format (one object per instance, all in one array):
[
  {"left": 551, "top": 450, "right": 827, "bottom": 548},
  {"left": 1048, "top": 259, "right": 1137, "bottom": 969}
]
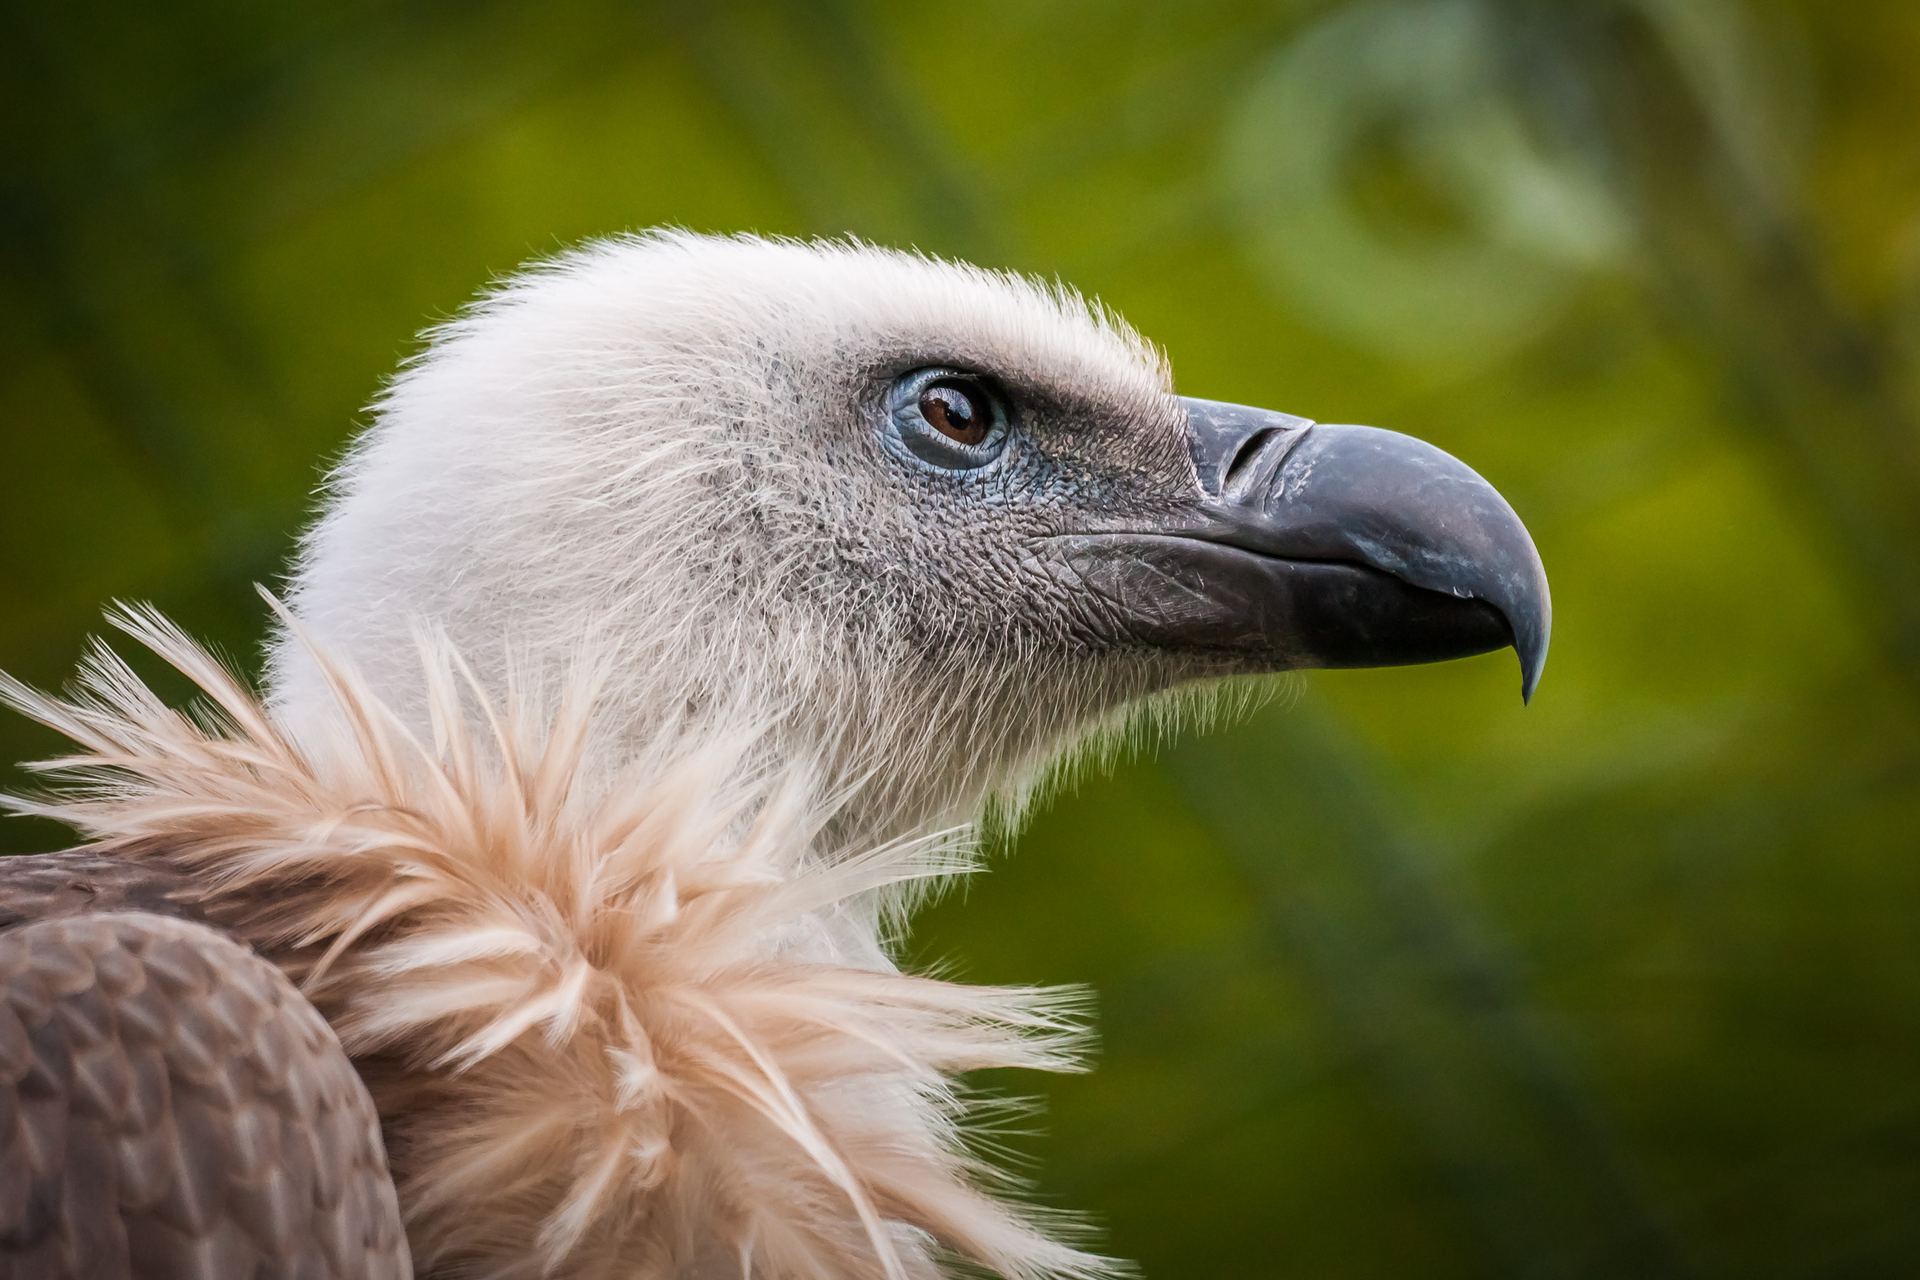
[{"left": 871, "top": 374, "right": 1550, "bottom": 703}]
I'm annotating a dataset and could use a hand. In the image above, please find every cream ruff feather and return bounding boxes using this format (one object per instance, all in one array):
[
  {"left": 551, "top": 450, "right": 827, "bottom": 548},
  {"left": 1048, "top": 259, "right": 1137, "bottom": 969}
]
[{"left": 1, "top": 604, "right": 1112, "bottom": 1280}]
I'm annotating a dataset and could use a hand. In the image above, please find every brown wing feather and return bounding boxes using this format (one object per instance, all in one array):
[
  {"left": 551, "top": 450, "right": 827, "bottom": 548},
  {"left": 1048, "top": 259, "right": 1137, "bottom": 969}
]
[
  {"left": 0, "top": 899, "right": 412, "bottom": 1279},
  {"left": 0, "top": 851, "right": 212, "bottom": 932}
]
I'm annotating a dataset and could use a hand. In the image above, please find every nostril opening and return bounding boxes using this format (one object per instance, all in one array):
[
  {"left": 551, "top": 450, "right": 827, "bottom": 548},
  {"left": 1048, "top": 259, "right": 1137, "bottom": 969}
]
[{"left": 1223, "top": 428, "right": 1280, "bottom": 489}]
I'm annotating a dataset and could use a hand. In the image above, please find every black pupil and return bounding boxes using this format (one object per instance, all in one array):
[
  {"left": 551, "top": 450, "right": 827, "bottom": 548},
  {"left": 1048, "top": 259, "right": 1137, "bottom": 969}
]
[{"left": 919, "top": 382, "right": 990, "bottom": 446}]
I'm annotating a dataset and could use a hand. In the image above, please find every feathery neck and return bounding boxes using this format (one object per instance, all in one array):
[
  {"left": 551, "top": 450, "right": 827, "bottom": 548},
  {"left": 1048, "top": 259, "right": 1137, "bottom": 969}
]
[{"left": 269, "top": 609, "right": 1174, "bottom": 861}]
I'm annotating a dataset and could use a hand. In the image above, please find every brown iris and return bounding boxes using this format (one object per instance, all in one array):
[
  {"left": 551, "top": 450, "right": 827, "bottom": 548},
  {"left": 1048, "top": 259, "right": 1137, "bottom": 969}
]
[{"left": 918, "top": 380, "right": 992, "bottom": 446}]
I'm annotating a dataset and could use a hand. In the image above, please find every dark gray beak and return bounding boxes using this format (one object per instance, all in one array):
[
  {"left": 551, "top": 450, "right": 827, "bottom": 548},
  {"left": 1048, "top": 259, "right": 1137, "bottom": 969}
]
[{"left": 1050, "top": 398, "right": 1551, "bottom": 701}]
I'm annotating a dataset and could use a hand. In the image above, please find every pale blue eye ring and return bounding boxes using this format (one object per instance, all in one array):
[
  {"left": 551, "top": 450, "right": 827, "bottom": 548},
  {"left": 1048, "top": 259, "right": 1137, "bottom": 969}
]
[{"left": 887, "top": 368, "right": 1010, "bottom": 470}]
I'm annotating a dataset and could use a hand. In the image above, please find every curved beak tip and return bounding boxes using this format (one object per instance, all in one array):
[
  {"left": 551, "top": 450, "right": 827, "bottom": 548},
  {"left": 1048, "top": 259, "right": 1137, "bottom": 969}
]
[
  {"left": 1512, "top": 595, "right": 1550, "bottom": 705},
  {"left": 1520, "top": 643, "right": 1546, "bottom": 705}
]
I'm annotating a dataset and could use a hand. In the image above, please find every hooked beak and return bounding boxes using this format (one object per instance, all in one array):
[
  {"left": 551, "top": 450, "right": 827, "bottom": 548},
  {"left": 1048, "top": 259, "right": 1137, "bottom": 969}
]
[{"left": 1049, "top": 397, "right": 1551, "bottom": 701}]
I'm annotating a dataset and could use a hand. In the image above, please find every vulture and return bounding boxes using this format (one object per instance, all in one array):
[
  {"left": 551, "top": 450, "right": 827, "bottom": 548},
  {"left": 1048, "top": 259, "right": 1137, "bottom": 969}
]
[{"left": 0, "top": 232, "right": 1549, "bottom": 1280}]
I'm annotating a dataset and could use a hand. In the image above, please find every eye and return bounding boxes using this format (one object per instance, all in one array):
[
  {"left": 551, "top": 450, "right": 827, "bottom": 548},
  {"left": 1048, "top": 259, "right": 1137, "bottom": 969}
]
[
  {"left": 888, "top": 369, "right": 1010, "bottom": 470},
  {"left": 919, "top": 381, "right": 991, "bottom": 446}
]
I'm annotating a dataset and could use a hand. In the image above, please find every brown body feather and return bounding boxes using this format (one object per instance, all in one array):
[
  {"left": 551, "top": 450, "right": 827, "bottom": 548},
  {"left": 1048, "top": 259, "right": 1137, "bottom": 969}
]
[
  {"left": 0, "top": 851, "right": 208, "bottom": 931},
  {"left": 0, "top": 906, "right": 411, "bottom": 1279}
]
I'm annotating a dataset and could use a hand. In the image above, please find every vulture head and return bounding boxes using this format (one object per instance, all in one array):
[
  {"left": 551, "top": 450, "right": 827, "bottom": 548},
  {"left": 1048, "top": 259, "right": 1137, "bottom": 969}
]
[
  {"left": 2, "top": 230, "right": 1550, "bottom": 1280},
  {"left": 272, "top": 231, "right": 1547, "bottom": 848}
]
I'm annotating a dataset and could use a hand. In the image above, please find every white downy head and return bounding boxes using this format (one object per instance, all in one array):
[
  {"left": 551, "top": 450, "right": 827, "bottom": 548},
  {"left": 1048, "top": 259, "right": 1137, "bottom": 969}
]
[{"left": 271, "top": 231, "right": 1207, "bottom": 851}]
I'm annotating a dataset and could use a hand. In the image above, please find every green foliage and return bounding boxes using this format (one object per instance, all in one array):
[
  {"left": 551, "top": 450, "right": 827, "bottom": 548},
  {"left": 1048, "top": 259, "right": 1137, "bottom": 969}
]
[{"left": 5, "top": 0, "right": 1919, "bottom": 1273}]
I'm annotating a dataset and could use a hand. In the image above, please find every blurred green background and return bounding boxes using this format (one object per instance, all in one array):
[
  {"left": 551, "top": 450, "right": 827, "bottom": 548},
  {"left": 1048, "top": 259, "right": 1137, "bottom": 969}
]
[{"left": 5, "top": 0, "right": 1920, "bottom": 1275}]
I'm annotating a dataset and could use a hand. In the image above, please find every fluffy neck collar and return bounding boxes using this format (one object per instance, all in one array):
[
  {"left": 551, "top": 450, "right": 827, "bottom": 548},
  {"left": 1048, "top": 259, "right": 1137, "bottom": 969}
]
[{"left": 2, "top": 606, "right": 1113, "bottom": 1280}]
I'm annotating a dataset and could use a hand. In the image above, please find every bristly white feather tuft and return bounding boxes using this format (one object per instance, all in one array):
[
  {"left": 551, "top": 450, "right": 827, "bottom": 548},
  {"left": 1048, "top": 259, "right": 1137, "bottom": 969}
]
[{"left": 0, "top": 601, "right": 1117, "bottom": 1280}]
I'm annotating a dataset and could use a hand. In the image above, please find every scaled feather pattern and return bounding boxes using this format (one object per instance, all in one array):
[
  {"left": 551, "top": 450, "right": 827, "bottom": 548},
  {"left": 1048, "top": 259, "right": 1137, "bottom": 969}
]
[{"left": 0, "top": 603, "right": 1113, "bottom": 1280}]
